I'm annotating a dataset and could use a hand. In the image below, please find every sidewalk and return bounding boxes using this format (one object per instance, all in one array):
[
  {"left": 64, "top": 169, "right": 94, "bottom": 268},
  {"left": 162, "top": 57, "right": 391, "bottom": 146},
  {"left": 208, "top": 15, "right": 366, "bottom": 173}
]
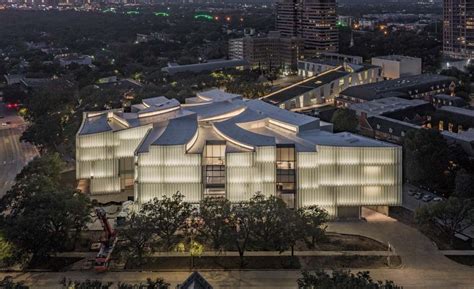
[
  {"left": 440, "top": 250, "right": 474, "bottom": 256},
  {"left": 56, "top": 250, "right": 394, "bottom": 258}
]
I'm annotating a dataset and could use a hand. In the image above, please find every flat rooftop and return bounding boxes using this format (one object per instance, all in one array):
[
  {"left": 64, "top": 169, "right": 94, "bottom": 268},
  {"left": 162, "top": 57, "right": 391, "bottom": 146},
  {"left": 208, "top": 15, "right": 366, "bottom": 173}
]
[
  {"left": 340, "top": 74, "right": 455, "bottom": 101},
  {"left": 350, "top": 97, "right": 428, "bottom": 115},
  {"left": 262, "top": 70, "right": 349, "bottom": 104},
  {"left": 373, "top": 55, "right": 421, "bottom": 61}
]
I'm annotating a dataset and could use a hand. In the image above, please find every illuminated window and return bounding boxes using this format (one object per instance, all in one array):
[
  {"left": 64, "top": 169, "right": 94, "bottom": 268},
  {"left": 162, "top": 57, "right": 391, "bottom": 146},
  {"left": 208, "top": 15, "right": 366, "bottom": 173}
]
[{"left": 439, "top": 121, "right": 444, "bottom": 131}]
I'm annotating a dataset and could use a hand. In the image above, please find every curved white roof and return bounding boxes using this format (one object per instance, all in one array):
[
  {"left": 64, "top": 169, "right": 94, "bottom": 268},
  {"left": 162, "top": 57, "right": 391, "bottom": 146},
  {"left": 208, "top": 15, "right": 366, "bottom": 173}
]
[{"left": 78, "top": 89, "right": 397, "bottom": 152}]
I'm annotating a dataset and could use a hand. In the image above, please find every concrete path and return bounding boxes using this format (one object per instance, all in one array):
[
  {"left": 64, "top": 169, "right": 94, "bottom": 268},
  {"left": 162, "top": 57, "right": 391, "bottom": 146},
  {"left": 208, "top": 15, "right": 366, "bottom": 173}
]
[
  {"left": 56, "top": 250, "right": 394, "bottom": 258},
  {"left": 441, "top": 250, "right": 474, "bottom": 256}
]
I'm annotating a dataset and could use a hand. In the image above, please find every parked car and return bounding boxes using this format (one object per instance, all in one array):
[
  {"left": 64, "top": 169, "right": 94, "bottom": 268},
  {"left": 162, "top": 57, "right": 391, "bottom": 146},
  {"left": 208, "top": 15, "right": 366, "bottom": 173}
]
[
  {"left": 415, "top": 192, "right": 424, "bottom": 200},
  {"left": 433, "top": 196, "right": 444, "bottom": 202},
  {"left": 1, "top": 122, "right": 6, "bottom": 126},
  {"left": 408, "top": 189, "right": 417, "bottom": 196},
  {"left": 422, "top": 194, "right": 434, "bottom": 202}
]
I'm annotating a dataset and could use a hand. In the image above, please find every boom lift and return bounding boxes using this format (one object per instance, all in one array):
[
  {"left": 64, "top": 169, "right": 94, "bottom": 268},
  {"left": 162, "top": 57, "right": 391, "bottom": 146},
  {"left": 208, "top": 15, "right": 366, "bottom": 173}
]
[{"left": 94, "top": 207, "right": 117, "bottom": 272}]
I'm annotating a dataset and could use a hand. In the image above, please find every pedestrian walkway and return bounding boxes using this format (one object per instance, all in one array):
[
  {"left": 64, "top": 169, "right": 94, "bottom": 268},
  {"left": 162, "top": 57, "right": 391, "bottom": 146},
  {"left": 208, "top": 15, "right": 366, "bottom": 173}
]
[
  {"left": 440, "top": 250, "right": 474, "bottom": 256},
  {"left": 57, "top": 250, "right": 394, "bottom": 258}
]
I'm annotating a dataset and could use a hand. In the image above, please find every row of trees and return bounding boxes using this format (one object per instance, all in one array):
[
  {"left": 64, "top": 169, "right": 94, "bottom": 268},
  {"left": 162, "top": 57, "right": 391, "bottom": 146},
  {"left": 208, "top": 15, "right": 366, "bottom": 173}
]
[
  {"left": 0, "top": 154, "right": 92, "bottom": 265},
  {"left": 403, "top": 129, "right": 474, "bottom": 245},
  {"left": 298, "top": 270, "right": 401, "bottom": 289},
  {"left": 120, "top": 192, "right": 329, "bottom": 267}
]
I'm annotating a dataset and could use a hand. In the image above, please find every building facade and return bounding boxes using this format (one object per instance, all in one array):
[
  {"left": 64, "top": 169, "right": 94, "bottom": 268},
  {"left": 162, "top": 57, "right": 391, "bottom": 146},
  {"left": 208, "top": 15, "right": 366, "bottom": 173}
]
[
  {"left": 76, "top": 89, "right": 402, "bottom": 218},
  {"left": 371, "top": 55, "right": 422, "bottom": 80},
  {"left": 265, "top": 63, "right": 382, "bottom": 111},
  {"left": 443, "top": 0, "right": 474, "bottom": 59},
  {"left": 337, "top": 74, "right": 457, "bottom": 107},
  {"left": 229, "top": 32, "right": 304, "bottom": 72},
  {"left": 276, "top": 0, "right": 339, "bottom": 55}
]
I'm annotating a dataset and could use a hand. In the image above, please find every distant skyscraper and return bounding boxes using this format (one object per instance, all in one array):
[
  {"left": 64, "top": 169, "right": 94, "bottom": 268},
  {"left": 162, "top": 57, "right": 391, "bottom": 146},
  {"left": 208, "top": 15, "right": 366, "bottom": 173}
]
[
  {"left": 276, "top": 0, "right": 338, "bottom": 55},
  {"left": 443, "top": 0, "right": 474, "bottom": 59}
]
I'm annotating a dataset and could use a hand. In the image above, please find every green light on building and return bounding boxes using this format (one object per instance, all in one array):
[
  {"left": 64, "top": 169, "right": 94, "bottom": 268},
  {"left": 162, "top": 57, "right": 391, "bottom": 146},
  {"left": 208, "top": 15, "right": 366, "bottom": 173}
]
[
  {"left": 194, "top": 14, "right": 213, "bottom": 21},
  {"left": 127, "top": 11, "right": 140, "bottom": 15},
  {"left": 155, "top": 12, "right": 170, "bottom": 17}
]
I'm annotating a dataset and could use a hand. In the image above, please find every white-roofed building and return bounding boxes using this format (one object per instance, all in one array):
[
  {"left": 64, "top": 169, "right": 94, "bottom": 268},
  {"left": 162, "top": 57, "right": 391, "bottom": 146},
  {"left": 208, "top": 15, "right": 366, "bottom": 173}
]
[{"left": 76, "top": 89, "right": 402, "bottom": 218}]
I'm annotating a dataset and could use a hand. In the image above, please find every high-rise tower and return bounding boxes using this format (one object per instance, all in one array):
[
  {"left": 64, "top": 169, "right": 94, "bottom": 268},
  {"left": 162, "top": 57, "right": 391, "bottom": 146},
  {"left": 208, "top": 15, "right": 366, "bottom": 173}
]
[
  {"left": 276, "top": 0, "right": 338, "bottom": 56},
  {"left": 443, "top": 0, "right": 474, "bottom": 59}
]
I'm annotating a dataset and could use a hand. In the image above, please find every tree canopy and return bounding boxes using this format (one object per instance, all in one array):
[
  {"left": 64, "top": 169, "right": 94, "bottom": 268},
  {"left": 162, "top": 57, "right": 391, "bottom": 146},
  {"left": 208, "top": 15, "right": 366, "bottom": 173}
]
[
  {"left": 297, "top": 270, "right": 402, "bottom": 289},
  {"left": 331, "top": 109, "right": 358, "bottom": 133},
  {"left": 403, "top": 129, "right": 449, "bottom": 191}
]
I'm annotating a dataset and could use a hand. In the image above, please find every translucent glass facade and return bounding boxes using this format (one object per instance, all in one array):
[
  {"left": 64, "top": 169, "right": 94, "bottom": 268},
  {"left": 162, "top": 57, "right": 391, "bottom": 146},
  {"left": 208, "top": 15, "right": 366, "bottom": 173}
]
[
  {"left": 135, "top": 145, "right": 202, "bottom": 203},
  {"left": 76, "top": 91, "right": 402, "bottom": 217},
  {"left": 297, "top": 146, "right": 402, "bottom": 215},
  {"left": 76, "top": 125, "right": 151, "bottom": 194}
]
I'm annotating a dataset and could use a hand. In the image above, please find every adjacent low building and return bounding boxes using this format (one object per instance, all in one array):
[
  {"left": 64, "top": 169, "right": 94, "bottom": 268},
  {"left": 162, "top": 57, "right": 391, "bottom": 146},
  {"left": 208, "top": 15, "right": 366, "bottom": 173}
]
[
  {"left": 298, "top": 53, "right": 363, "bottom": 77},
  {"left": 263, "top": 63, "right": 382, "bottom": 111},
  {"left": 337, "top": 74, "right": 456, "bottom": 107},
  {"left": 371, "top": 55, "right": 422, "bottom": 80},
  {"left": 56, "top": 54, "right": 93, "bottom": 67},
  {"left": 76, "top": 89, "right": 402, "bottom": 218},
  {"left": 161, "top": 59, "right": 249, "bottom": 75}
]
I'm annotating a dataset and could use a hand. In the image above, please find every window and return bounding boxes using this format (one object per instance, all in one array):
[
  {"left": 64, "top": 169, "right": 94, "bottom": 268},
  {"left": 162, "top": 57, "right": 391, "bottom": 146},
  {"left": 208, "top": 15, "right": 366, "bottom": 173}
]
[
  {"left": 376, "top": 124, "right": 381, "bottom": 130},
  {"left": 389, "top": 128, "right": 393, "bottom": 133},
  {"left": 401, "top": 131, "right": 405, "bottom": 137},
  {"left": 276, "top": 145, "right": 296, "bottom": 208},
  {"left": 204, "top": 141, "right": 226, "bottom": 187},
  {"left": 439, "top": 120, "right": 444, "bottom": 131}
]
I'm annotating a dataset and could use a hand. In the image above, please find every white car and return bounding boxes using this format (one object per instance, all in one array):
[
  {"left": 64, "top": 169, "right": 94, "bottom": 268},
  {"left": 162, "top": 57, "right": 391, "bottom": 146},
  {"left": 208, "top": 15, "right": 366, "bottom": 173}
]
[{"left": 1, "top": 122, "right": 7, "bottom": 126}]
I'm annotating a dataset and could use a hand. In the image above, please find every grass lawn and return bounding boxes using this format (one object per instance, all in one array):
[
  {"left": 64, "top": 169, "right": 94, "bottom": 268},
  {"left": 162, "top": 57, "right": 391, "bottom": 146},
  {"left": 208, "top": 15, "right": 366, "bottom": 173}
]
[
  {"left": 125, "top": 255, "right": 400, "bottom": 271},
  {"left": 316, "top": 233, "right": 388, "bottom": 251}
]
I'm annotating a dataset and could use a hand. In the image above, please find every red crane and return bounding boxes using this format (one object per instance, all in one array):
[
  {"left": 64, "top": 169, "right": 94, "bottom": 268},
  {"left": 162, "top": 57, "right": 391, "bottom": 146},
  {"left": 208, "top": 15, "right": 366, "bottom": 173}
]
[{"left": 94, "top": 207, "right": 117, "bottom": 272}]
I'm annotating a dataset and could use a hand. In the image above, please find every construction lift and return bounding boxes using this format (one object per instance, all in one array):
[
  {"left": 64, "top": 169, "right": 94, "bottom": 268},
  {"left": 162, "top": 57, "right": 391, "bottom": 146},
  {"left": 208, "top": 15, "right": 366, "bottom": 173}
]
[{"left": 94, "top": 207, "right": 117, "bottom": 272}]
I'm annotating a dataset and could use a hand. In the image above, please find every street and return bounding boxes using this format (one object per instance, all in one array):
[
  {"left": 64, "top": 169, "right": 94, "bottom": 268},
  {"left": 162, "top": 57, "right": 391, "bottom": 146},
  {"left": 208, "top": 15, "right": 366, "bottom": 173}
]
[{"left": 0, "top": 103, "right": 38, "bottom": 197}]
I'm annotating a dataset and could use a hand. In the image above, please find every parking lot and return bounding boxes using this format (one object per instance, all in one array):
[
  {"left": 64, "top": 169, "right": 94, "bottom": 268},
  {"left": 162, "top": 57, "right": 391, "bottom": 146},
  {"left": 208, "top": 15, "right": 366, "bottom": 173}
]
[{"left": 402, "top": 183, "right": 444, "bottom": 211}]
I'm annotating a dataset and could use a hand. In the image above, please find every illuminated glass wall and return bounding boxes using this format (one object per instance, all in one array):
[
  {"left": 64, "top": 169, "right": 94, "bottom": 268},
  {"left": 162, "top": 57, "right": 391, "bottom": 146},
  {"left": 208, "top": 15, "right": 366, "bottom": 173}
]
[
  {"left": 226, "top": 146, "right": 276, "bottom": 202},
  {"left": 297, "top": 146, "right": 402, "bottom": 216},
  {"left": 135, "top": 145, "right": 202, "bottom": 203},
  {"left": 76, "top": 125, "right": 151, "bottom": 194}
]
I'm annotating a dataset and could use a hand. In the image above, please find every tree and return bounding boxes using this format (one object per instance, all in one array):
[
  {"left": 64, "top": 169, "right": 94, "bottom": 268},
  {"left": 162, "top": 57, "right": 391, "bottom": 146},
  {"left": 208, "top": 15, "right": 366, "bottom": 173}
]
[
  {"left": 454, "top": 169, "right": 474, "bottom": 199},
  {"left": 299, "top": 206, "right": 329, "bottom": 249},
  {"left": 119, "top": 212, "right": 154, "bottom": 266},
  {"left": 1, "top": 189, "right": 91, "bottom": 261},
  {"left": 118, "top": 278, "right": 170, "bottom": 289},
  {"left": 227, "top": 201, "right": 255, "bottom": 268},
  {"left": 331, "top": 109, "right": 358, "bottom": 133},
  {"left": 403, "top": 129, "right": 449, "bottom": 190},
  {"left": 141, "top": 192, "right": 192, "bottom": 250},
  {"left": 248, "top": 195, "right": 289, "bottom": 251},
  {"left": 0, "top": 277, "right": 29, "bottom": 289},
  {"left": 60, "top": 278, "right": 113, "bottom": 289},
  {"left": 198, "top": 197, "right": 232, "bottom": 250},
  {"left": 297, "top": 270, "right": 402, "bottom": 289},
  {"left": 0, "top": 153, "right": 64, "bottom": 211},
  {"left": 0, "top": 154, "right": 91, "bottom": 262},
  {"left": 282, "top": 209, "right": 306, "bottom": 256},
  {"left": 416, "top": 197, "right": 474, "bottom": 245}
]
